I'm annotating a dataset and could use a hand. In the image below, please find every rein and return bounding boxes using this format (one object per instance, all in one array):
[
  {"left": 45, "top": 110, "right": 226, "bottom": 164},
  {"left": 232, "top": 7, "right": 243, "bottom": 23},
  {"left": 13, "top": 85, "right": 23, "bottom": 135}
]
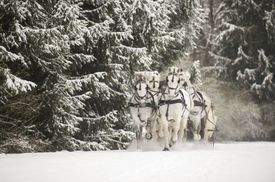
[{"left": 148, "top": 89, "right": 161, "bottom": 100}]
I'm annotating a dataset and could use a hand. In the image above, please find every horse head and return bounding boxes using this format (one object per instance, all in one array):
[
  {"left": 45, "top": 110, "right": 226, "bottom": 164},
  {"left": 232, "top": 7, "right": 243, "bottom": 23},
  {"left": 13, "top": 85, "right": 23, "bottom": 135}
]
[
  {"left": 134, "top": 72, "right": 148, "bottom": 98},
  {"left": 166, "top": 72, "right": 180, "bottom": 90},
  {"left": 168, "top": 66, "right": 179, "bottom": 75},
  {"left": 178, "top": 70, "right": 191, "bottom": 90},
  {"left": 147, "top": 71, "right": 160, "bottom": 92}
]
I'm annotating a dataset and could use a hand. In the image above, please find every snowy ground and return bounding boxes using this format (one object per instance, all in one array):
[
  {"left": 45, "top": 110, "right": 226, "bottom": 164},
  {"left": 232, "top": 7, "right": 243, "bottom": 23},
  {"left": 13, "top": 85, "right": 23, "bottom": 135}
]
[{"left": 1, "top": 142, "right": 275, "bottom": 182}]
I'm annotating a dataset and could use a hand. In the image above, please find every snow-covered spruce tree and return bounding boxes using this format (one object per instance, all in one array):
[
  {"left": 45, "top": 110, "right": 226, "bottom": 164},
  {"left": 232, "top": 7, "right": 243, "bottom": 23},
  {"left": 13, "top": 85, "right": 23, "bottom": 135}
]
[
  {"left": 0, "top": 0, "right": 135, "bottom": 152},
  {"left": 128, "top": 0, "right": 206, "bottom": 70},
  {"left": 127, "top": 0, "right": 171, "bottom": 70},
  {"left": 169, "top": 0, "right": 206, "bottom": 51},
  {"left": 77, "top": 0, "right": 143, "bottom": 150},
  {"left": 190, "top": 60, "right": 203, "bottom": 89},
  {"left": 237, "top": 50, "right": 274, "bottom": 101},
  {"left": 209, "top": 0, "right": 275, "bottom": 101},
  {"left": 36, "top": 0, "right": 137, "bottom": 151},
  {"left": 170, "top": 0, "right": 206, "bottom": 63},
  {"left": 0, "top": 0, "right": 48, "bottom": 152},
  {"left": 0, "top": 0, "right": 39, "bottom": 105}
]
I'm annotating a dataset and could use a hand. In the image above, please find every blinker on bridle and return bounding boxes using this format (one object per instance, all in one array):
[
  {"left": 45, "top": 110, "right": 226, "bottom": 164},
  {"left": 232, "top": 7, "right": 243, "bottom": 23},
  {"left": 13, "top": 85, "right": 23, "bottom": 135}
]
[{"left": 149, "top": 76, "right": 158, "bottom": 89}]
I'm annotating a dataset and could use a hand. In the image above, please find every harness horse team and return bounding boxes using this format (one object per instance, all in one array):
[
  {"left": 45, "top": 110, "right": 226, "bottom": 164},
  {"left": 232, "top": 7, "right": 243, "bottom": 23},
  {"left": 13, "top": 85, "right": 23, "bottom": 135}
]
[{"left": 129, "top": 66, "right": 217, "bottom": 151}]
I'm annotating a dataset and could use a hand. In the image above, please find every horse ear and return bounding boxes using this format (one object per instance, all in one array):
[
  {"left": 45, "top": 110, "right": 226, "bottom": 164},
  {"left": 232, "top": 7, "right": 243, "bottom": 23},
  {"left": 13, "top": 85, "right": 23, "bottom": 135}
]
[
  {"left": 166, "top": 76, "right": 168, "bottom": 83},
  {"left": 178, "top": 78, "right": 180, "bottom": 83},
  {"left": 146, "top": 85, "right": 149, "bottom": 90}
]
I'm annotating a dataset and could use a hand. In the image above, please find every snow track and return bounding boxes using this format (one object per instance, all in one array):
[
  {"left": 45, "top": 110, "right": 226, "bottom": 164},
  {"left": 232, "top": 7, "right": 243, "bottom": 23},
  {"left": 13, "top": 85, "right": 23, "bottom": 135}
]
[{"left": 0, "top": 142, "right": 275, "bottom": 182}]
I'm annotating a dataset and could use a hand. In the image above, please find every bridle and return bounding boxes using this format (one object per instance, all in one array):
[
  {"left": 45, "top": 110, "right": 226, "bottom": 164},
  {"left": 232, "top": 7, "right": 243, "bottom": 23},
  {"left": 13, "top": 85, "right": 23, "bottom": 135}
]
[
  {"left": 147, "top": 76, "right": 162, "bottom": 98},
  {"left": 134, "top": 80, "right": 148, "bottom": 99},
  {"left": 167, "top": 73, "right": 180, "bottom": 94},
  {"left": 149, "top": 76, "right": 158, "bottom": 89},
  {"left": 129, "top": 79, "right": 157, "bottom": 108}
]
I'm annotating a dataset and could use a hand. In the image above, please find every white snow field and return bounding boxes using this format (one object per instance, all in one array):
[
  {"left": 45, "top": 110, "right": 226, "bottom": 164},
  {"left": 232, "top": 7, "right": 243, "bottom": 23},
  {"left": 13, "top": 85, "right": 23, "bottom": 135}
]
[{"left": 1, "top": 142, "right": 275, "bottom": 182}]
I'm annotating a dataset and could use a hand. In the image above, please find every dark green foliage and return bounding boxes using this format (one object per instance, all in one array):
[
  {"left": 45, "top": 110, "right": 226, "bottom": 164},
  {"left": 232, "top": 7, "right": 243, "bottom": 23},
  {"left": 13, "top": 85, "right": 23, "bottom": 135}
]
[{"left": 209, "top": 0, "right": 275, "bottom": 101}]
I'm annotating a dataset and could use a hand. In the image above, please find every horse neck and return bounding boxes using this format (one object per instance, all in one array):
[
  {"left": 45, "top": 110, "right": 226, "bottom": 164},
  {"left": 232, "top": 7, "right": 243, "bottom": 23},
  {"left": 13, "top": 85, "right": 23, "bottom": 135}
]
[
  {"left": 149, "top": 88, "right": 159, "bottom": 94},
  {"left": 134, "top": 91, "right": 148, "bottom": 102},
  {"left": 166, "top": 87, "right": 179, "bottom": 98}
]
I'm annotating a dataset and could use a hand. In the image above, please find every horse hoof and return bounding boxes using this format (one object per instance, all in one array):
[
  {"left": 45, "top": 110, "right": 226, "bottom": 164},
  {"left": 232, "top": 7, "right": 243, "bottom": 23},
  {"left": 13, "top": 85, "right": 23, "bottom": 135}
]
[
  {"left": 169, "top": 140, "right": 176, "bottom": 148},
  {"left": 163, "top": 147, "right": 169, "bottom": 151}
]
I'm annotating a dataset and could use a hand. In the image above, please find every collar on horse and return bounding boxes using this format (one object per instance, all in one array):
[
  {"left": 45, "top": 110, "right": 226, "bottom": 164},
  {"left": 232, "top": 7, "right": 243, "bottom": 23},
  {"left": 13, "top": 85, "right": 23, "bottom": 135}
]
[
  {"left": 148, "top": 89, "right": 161, "bottom": 97},
  {"left": 190, "top": 89, "right": 206, "bottom": 108},
  {"left": 167, "top": 80, "right": 180, "bottom": 94},
  {"left": 159, "top": 89, "right": 187, "bottom": 122},
  {"left": 129, "top": 91, "right": 157, "bottom": 109},
  {"left": 159, "top": 85, "right": 184, "bottom": 106}
]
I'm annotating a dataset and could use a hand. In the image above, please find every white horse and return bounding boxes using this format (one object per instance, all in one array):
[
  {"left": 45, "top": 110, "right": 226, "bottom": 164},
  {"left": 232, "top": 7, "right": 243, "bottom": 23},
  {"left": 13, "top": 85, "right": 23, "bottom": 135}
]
[
  {"left": 158, "top": 67, "right": 191, "bottom": 151},
  {"left": 129, "top": 73, "right": 156, "bottom": 149},
  {"left": 144, "top": 71, "right": 162, "bottom": 138},
  {"left": 179, "top": 70, "right": 217, "bottom": 142}
]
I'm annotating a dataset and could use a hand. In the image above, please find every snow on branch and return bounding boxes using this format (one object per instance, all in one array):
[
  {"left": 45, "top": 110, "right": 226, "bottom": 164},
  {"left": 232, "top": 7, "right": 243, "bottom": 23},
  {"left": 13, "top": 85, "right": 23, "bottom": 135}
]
[
  {"left": 215, "top": 22, "right": 245, "bottom": 44},
  {"left": 65, "top": 73, "right": 106, "bottom": 91},
  {"left": 251, "top": 73, "right": 274, "bottom": 100},
  {"left": 237, "top": 49, "right": 274, "bottom": 100},
  {"left": 232, "top": 46, "right": 252, "bottom": 66},
  {"left": 190, "top": 60, "right": 202, "bottom": 88},
  {"left": 208, "top": 51, "right": 232, "bottom": 66},
  {"left": 264, "top": 9, "right": 275, "bottom": 43},
  {"left": 65, "top": 72, "right": 122, "bottom": 98},
  {"left": 0, "top": 46, "right": 25, "bottom": 64},
  {"left": 1, "top": 69, "right": 36, "bottom": 94},
  {"left": 66, "top": 54, "right": 96, "bottom": 66},
  {"left": 257, "top": 49, "right": 272, "bottom": 75}
]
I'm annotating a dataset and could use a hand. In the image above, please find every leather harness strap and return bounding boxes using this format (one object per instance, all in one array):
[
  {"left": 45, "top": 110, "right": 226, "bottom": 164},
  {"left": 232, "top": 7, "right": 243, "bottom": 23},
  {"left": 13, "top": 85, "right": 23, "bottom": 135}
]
[
  {"left": 128, "top": 102, "right": 155, "bottom": 108},
  {"left": 159, "top": 98, "right": 183, "bottom": 106},
  {"left": 159, "top": 89, "right": 187, "bottom": 121}
]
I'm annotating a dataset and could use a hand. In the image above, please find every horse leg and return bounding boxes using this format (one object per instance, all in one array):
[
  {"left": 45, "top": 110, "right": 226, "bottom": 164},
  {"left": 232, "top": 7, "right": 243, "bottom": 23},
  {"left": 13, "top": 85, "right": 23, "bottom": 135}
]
[
  {"left": 145, "top": 118, "right": 153, "bottom": 140},
  {"left": 169, "top": 126, "right": 174, "bottom": 147},
  {"left": 178, "top": 111, "right": 189, "bottom": 143},
  {"left": 135, "top": 122, "right": 143, "bottom": 150},
  {"left": 203, "top": 107, "right": 216, "bottom": 142},
  {"left": 200, "top": 117, "right": 206, "bottom": 140},
  {"left": 154, "top": 118, "right": 161, "bottom": 139},
  {"left": 192, "top": 115, "right": 201, "bottom": 141},
  {"left": 161, "top": 117, "right": 169, "bottom": 151},
  {"left": 170, "top": 119, "right": 181, "bottom": 147},
  {"left": 158, "top": 119, "right": 164, "bottom": 138}
]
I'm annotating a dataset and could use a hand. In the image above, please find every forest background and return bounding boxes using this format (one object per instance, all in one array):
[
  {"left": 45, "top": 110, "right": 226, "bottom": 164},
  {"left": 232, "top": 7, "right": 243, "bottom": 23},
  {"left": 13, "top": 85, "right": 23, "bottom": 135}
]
[{"left": 0, "top": 0, "right": 274, "bottom": 153}]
